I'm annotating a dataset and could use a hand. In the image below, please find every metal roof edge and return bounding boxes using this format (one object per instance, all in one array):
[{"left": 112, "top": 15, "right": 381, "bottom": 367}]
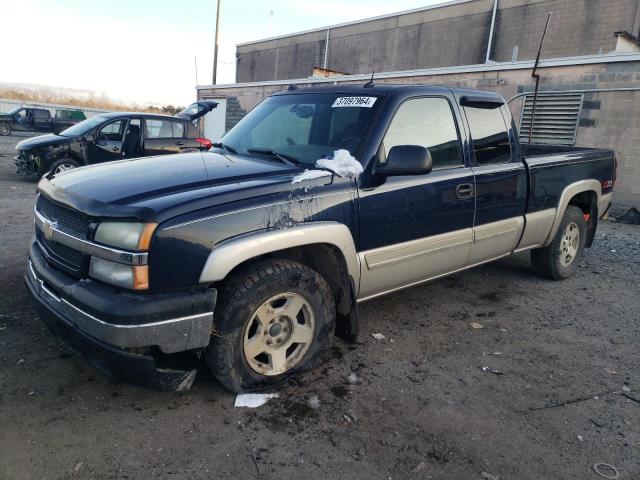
[
  {"left": 235, "top": 0, "right": 475, "bottom": 47},
  {"left": 196, "top": 52, "right": 640, "bottom": 91}
]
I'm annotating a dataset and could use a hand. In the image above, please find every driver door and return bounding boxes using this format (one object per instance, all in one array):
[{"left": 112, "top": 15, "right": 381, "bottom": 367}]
[
  {"left": 89, "top": 119, "right": 127, "bottom": 163},
  {"left": 357, "top": 96, "right": 475, "bottom": 299},
  {"left": 14, "top": 109, "right": 31, "bottom": 131}
]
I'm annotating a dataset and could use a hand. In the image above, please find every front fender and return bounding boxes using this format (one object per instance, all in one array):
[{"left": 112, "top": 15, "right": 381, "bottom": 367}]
[{"left": 198, "top": 222, "right": 360, "bottom": 291}]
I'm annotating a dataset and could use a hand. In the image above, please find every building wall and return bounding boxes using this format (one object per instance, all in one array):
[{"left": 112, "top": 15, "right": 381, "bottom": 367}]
[
  {"left": 199, "top": 58, "right": 640, "bottom": 215},
  {"left": 236, "top": 0, "right": 640, "bottom": 83}
]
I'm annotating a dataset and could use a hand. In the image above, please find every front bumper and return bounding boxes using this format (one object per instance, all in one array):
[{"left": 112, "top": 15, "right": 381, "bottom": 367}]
[
  {"left": 26, "top": 242, "right": 216, "bottom": 391},
  {"left": 14, "top": 151, "right": 38, "bottom": 176}
]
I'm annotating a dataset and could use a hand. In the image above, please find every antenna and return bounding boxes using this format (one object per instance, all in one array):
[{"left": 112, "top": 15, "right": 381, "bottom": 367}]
[
  {"left": 527, "top": 12, "right": 553, "bottom": 145},
  {"left": 363, "top": 70, "right": 375, "bottom": 88}
]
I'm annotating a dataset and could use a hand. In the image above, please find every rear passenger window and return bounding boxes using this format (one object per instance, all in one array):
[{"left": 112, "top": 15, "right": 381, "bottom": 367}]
[
  {"left": 382, "top": 97, "right": 461, "bottom": 169},
  {"left": 146, "top": 119, "right": 173, "bottom": 138},
  {"left": 464, "top": 106, "right": 511, "bottom": 164},
  {"left": 146, "top": 119, "right": 184, "bottom": 138},
  {"left": 171, "top": 121, "right": 185, "bottom": 138}
]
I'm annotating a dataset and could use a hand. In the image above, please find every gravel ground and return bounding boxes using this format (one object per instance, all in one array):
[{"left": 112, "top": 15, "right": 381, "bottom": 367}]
[{"left": 0, "top": 132, "right": 639, "bottom": 480}]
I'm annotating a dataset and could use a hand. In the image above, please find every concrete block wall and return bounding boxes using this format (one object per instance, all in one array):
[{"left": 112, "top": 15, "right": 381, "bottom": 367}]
[
  {"left": 235, "top": 0, "right": 640, "bottom": 83},
  {"left": 199, "top": 59, "right": 640, "bottom": 214},
  {"left": 492, "top": 0, "right": 640, "bottom": 61}
]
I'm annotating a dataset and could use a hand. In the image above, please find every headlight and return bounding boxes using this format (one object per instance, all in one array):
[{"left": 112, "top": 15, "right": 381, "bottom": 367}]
[
  {"left": 89, "top": 257, "right": 149, "bottom": 290},
  {"left": 94, "top": 222, "right": 157, "bottom": 251}
]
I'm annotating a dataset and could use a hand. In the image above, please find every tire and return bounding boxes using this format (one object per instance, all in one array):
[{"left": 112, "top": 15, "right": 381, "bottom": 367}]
[
  {"left": 47, "top": 158, "right": 81, "bottom": 177},
  {"left": 0, "top": 122, "right": 11, "bottom": 136},
  {"left": 531, "top": 205, "right": 586, "bottom": 280},
  {"left": 206, "top": 258, "right": 336, "bottom": 393}
]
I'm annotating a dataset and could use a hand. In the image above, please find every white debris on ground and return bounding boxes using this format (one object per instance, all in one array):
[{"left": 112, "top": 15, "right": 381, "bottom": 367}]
[
  {"left": 371, "top": 332, "right": 385, "bottom": 340},
  {"left": 315, "top": 149, "right": 363, "bottom": 178},
  {"left": 234, "top": 393, "right": 278, "bottom": 408},
  {"left": 347, "top": 372, "right": 360, "bottom": 385},
  {"left": 307, "top": 394, "right": 321, "bottom": 410},
  {"left": 290, "top": 149, "right": 363, "bottom": 184},
  {"left": 290, "top": 169, "right": 332, "bottom": 184}
]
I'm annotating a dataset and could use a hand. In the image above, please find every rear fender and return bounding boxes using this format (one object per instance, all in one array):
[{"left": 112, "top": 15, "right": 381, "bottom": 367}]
[{"left": 542, "top": 179, "right": 604, "bottom": 247}]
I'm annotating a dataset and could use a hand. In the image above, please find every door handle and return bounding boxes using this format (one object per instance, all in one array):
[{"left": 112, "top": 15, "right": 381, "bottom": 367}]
[
  {"left": 175, "top": 141, "right": 185, "bottom": 146},
  {"left": 112, "top": 147, "right": 119, "bottom": 152},
  {"left": 456, "top": 183, "right": 474, "bottom": 199}
]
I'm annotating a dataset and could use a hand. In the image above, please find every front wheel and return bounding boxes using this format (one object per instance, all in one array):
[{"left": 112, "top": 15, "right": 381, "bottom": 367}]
[
  {"left": 206, "top": 259, "right": 335, "bottom": 392},
  {"left": 531, "top": 205, "right": 586, "bottom": 280},
  {"left": 0, "top": 122, "right": 11, "bottom": 136},
  {"left": 47, "top": 158, "right": 81, "bottom": 177}
]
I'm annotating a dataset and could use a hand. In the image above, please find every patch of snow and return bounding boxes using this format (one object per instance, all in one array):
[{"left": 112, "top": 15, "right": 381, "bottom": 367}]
[
  {"left": 234, "top": 393, "right": 278, "bottom": 408},
  {"left": 315, "top": 149, "right": 363, "bottom": 179},
  {"left": 291, "top": 169, "right": 332, "bottom": 184}
]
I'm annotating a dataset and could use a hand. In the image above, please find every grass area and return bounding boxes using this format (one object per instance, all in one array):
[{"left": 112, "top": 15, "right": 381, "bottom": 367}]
[{"left": 0, "top": 86, "right": 184, "bottom": 114}]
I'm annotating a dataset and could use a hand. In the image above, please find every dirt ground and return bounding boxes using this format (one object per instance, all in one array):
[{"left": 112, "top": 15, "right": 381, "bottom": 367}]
[{"left": 0, "top": 132, "right": 638, "bottom": 480}]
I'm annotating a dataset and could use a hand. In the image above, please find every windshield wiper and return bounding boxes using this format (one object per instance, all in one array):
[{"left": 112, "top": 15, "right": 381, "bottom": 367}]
[
  {"left": 212, "top": 142, "right": 237, "bottom": 155},
  {"left": 246, "top": 148, "right": 301, "bottom": 166}
]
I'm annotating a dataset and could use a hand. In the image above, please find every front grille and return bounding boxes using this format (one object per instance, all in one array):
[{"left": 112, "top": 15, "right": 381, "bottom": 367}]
[
  {"left": 37, "top": 229, "right": 84, "bottom": 270},
  {"left": 35, "top": 195, "right": 91, "bottom": 276},
  {"left": 36, "top": 195, "right": 90, "bottom": 238}
]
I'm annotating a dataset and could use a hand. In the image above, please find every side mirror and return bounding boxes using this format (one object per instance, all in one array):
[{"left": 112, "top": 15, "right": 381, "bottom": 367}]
[{"left": 375, "top": 145, "right": 433, "bottom": 176}]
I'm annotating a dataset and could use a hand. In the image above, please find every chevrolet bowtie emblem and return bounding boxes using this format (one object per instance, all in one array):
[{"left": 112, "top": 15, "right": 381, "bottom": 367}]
[{"left": 42, "top": 219, "right": 57, "bottom": 241}]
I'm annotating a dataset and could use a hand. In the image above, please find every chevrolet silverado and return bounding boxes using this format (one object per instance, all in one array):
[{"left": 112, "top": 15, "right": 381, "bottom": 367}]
[{"left": 25, "top": 85, "right": 616, "bottom": 392}]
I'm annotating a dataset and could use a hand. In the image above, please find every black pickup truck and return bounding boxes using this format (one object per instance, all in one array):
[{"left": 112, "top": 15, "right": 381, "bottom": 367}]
[
  {"left": 25, "top": 85, "right": 616, "bottom": 392},
  {"left": 14, "top": 101, "right": 217, "bottom": 178},
  {"left": 0, "top": 106, "right": 85, "bottom": 136}
]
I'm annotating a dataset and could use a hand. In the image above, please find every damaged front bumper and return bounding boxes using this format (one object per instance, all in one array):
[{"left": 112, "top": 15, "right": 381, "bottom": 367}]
[
  {"left": 14, "top": 151, "right": 39, "bottom": 177},
  {"left": 26, "top": 244, "right": 216, "bottom": 391}
]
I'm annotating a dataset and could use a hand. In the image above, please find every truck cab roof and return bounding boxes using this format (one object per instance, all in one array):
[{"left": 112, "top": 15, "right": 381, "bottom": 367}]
[{"left": 274, "top": 84, "right": 505, "bottom": 103}]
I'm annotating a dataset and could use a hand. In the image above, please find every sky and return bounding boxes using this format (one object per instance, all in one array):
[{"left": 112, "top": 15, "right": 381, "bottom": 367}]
[{"left": 0, "top": 0, "right": 445, "bottom": 106}]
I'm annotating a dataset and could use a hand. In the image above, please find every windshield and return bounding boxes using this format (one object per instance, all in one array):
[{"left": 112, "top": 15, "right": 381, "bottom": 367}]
[
  {"left": 220, "top": 93, "right": 383, "bottom": 165},
  {"left": 7, "top": 107, "right": 21, "bottom": 115},
  {"left": 58, "top": 115, "right": 108, "bottom": 136}
]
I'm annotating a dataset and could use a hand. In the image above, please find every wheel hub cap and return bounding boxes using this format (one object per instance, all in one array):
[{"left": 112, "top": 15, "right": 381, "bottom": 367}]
[
  {"left": 243, "top": 292, "right": 316, "bottom": 376},
  {"left": 559, "top": 222, "right": 580, "bottom": 267},
  {"left": 269, "top": 323, "right": 283, "bottom": 336}
]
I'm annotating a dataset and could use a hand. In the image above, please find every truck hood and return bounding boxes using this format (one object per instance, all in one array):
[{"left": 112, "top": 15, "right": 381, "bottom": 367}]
[
  {"left": 17, "top": 133, "right": 71, "bottom": 151},
  {"left": 37, "top": 151, "right": 326, "bottom": 222}
]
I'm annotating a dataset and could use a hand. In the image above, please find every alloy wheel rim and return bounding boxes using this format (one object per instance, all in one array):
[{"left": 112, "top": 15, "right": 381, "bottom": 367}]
[
  {"left": 0, "top": 125, "right": 9, "bottom": 135},
  {"left": 559, "top": 222, "right": 580, "bottom": 266},
  {"left": 54, "top": 163, "right": 76, "bottom": 175},
  {"left": 243, "top": 292, "right": 315, "bottom": 376}
]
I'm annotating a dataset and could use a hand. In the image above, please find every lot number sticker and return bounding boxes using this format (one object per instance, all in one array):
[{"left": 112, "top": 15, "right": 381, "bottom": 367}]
[{"left": 332, "top": 96, "right": 377, "bottom": 108}]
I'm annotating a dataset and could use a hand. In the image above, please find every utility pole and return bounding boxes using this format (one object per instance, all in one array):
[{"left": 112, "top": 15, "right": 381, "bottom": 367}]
[{"left": 212, "top": 0, "right": 221, "bottom": 84}]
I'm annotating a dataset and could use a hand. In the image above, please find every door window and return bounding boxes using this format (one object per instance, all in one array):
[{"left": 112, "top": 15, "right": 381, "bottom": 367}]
[
  {"left": 99, "top": 120, "right": 126, "bottom": 141},
  {"left": 146, "top": 119, "right": 184, "bottom": 138},
  {"left": 464, "top": 106, "right": 512, "bottom": 164},
  {"left": 33, "top": 109, "right": 50, "bottom": 120},
  {"left": 171, "top": 121, "right": 185, "bottom": 138},
  {"left": 382, "top": 97, "right": 462, "bottom": 169}
]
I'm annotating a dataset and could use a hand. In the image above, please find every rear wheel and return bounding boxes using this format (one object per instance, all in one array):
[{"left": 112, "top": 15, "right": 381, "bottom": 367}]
[
  {"left": 531, "top": 205, "right": 586, "bottom": 280},
  {"left": 206, "top": 259, "right": 335, "bottom": 392},
  {"left": 0, "top": 122, "right": 11, "bottom": 136}
]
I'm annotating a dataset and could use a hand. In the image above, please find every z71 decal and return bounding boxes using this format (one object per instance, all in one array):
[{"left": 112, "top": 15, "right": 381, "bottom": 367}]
[{"left": 332, "top": 96, "right": 377, "bottom": 108}]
